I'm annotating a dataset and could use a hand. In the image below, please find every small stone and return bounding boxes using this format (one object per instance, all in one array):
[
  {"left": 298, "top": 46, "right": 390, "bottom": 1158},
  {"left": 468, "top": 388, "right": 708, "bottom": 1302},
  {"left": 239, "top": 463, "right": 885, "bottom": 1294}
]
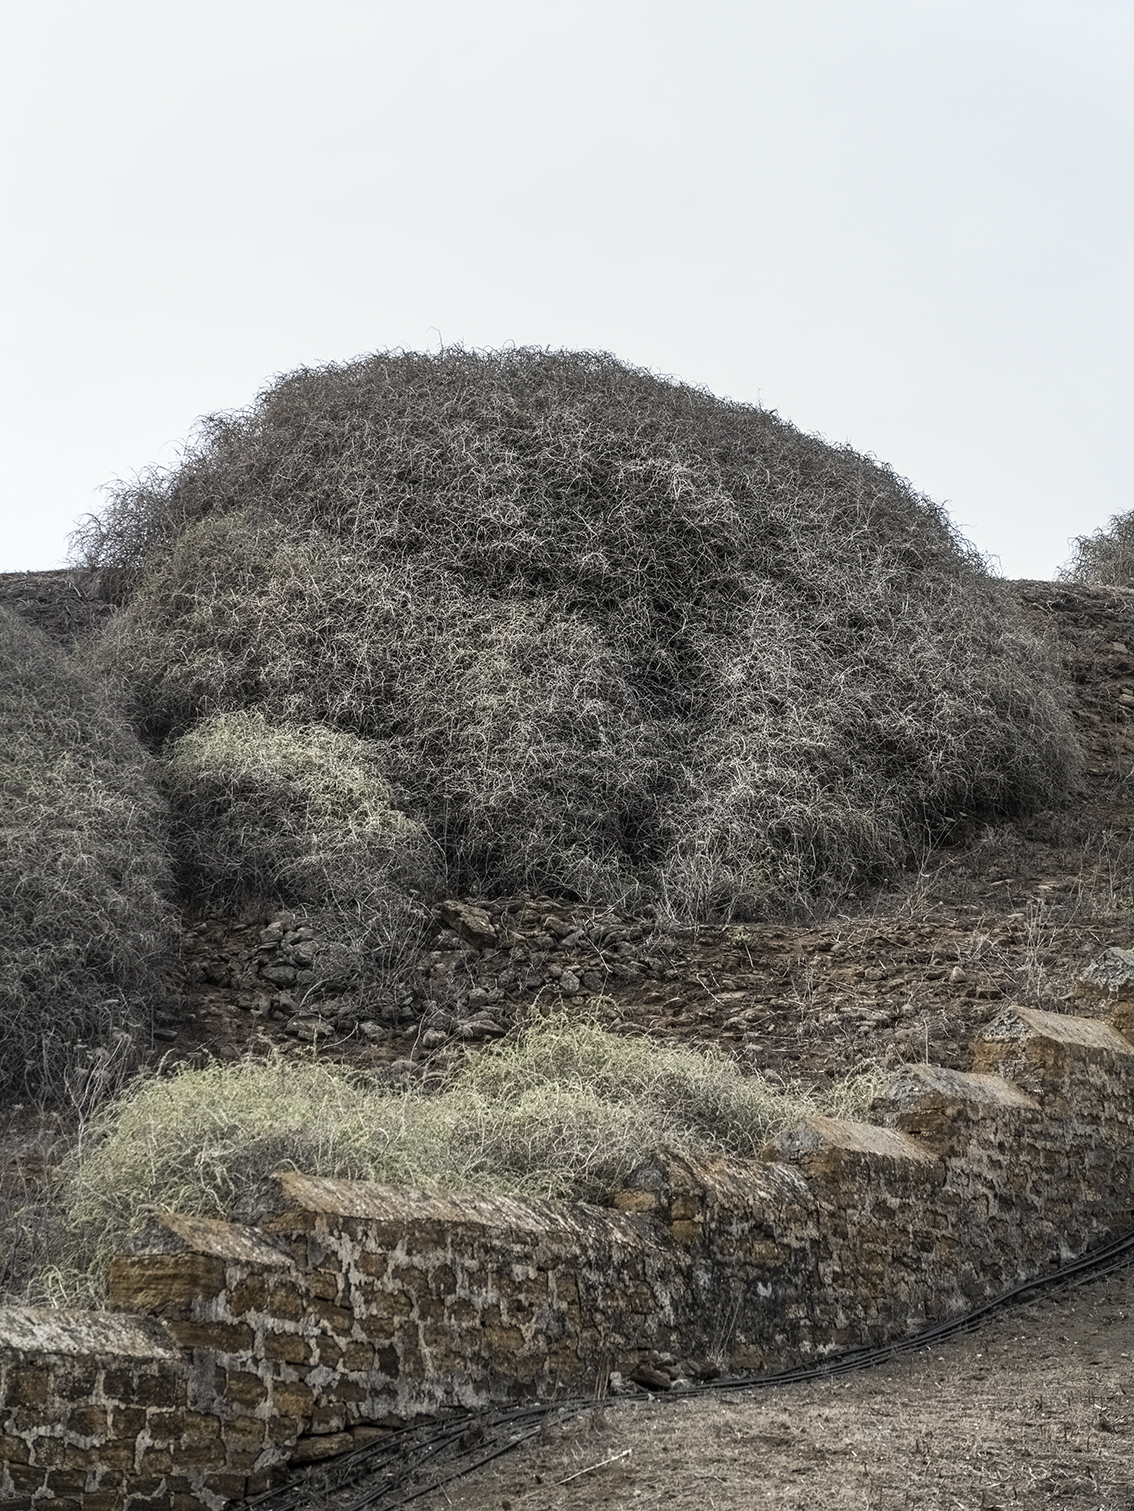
[
  {"left": 420, "top": 1028, "right": 448, "bottom": 1049},
  {"left": 950, "top": 966, "right": 968, "bottom": 983},
  {"left": 630, "top": 1364, "right": 672, "bottom": 1391},
  {"left": 285, "top": 1016, "right": 335, "bottom": 1042},
  {"left": 437, "top": 900, "right": 498, "bottom": 949},
  {"left": 359, "top": 1020, "right": 386, "bottom": 1041},
  {"left": 262, "top": 965, "right": 298, "bottom": 988},
  {"left": 558, "top": 971, "right": 581, "bottom": 995},
  {"left": 456, "top": 1017, "right": 505, "bottom": 1040}
]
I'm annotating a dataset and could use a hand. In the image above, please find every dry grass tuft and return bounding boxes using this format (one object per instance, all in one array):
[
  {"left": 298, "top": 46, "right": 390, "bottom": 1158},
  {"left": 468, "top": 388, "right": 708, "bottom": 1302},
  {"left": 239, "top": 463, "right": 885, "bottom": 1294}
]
[
  {"left": 28, "top": 1014, "right": 878, "bottom": 1305},
  {"left": 163, "top": 709, "right": 439, "bottom": 986},
  {"left": 73, "top": 346, "right": 1079, "bottom": 922},
  {"left": 0, "top": 607, "right": 179, "bottom": 1108}
]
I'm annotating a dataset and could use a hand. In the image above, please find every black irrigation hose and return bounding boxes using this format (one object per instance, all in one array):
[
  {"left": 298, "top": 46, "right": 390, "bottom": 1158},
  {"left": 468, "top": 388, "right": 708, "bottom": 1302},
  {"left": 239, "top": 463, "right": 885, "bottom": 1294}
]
[{"left": 242, "top": 1224, "right": 1134, "bottom": 1511}]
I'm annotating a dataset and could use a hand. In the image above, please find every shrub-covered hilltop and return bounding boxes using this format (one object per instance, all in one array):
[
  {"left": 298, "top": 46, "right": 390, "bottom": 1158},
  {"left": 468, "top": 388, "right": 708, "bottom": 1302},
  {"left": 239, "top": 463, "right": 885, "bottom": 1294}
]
[{"left": 77, "top": 347, "right": 1079, "bottom": 930}]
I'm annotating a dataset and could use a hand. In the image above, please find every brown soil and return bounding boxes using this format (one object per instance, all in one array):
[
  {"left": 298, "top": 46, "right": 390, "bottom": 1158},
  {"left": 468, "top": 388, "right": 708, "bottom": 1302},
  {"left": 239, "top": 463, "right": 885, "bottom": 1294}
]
[{"left": 412, "top": 1266, "right": 1134, "bottom": 1511}]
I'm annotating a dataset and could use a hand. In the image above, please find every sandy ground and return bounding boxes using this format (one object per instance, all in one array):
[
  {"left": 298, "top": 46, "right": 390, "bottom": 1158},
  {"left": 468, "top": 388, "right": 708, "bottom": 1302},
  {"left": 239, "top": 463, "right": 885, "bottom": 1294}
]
[{"left": 404, "top": 1265, "right": 1134, "bottom": 1511}]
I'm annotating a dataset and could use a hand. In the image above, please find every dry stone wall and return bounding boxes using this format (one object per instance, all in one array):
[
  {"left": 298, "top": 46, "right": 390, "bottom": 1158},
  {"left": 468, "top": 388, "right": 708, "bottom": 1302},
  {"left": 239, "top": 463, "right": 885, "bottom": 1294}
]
[{"left": 3, "top": 999, "right": 1134, "bottom": 1510}]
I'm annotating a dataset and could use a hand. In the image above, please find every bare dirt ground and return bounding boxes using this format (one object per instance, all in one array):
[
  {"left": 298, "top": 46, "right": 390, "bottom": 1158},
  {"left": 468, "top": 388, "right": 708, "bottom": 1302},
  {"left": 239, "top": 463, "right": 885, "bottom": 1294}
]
[{"left": 418, "top": 1265, "right": 1134, "bottom": 1511}]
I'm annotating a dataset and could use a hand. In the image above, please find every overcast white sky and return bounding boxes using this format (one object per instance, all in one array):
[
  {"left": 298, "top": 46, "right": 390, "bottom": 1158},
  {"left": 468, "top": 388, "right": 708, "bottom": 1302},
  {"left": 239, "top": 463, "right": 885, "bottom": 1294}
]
[{"left": 2, "top": 0, "right": 1131, "bottom": 578}]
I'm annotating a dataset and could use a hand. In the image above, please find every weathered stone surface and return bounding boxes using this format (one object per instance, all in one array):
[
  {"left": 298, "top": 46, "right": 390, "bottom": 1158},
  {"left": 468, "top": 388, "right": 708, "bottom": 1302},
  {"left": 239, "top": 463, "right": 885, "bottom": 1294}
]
[
  {"left": 156, "top": 1213, "right": 294, "bottom": 1269},
  {"left": 1073, "top": 946, "right": 1134, "bottom": 1005},
  {"left": 289, "top": 1430, "right": 353, "bottom": 1463},
  {"left": 769, "top": 1116, "right": 936, "bottom": 1166},
  {"left": 0, "top": 1308, "right": 179, "bottom": 1361}
]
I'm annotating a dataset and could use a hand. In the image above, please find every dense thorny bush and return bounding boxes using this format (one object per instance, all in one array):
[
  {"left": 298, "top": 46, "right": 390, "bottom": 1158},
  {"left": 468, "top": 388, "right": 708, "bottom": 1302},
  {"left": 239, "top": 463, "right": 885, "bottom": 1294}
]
[
  {"left": 74, "top": 346, "right": 1081, "bottom": 920},
  {"left": 1061, "top": 509, "right": 1134, "bottom": 588},
  {"left": 0, "top": 608, "right": 179, "bottom": 1107}
]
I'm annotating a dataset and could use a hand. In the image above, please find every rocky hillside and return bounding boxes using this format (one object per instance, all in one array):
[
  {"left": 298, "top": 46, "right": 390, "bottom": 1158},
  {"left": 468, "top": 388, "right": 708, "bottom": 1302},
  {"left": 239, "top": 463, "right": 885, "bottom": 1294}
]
[{"left": 1, "top": 570, "right": 1131, "bottom": 1106}]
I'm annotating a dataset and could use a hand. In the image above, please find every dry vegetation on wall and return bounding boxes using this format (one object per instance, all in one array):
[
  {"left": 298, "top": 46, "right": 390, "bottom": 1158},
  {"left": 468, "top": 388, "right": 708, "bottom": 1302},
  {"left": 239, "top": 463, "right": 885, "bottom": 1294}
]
[
  {"left": 1062, "top": 505, "right": 1134, "bottom": 587},
  {"left": 22, "top": 1013, "right": 877, "bottom": 1305},
  {"left": 74, "top": 346, "right": 1080, "bottom": 921},
  {"left": 0, "top": 607, "right": 178, "bottom": 1107}
]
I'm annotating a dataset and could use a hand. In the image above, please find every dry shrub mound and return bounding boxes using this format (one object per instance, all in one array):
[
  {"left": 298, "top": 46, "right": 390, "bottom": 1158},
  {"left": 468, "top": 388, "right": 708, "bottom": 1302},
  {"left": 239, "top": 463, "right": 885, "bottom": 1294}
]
[
  {"left": 75, "top": 347, "right": 1079, "bottom": 917},
  {"left": 0, "top": 608, "right": 178, "bottom": 1107},
  {"left": 37, "top": 1015, "right": 877, "bottom": 1303},
  {"left": 163, "top": 709, "right": 439, "bottom": 983},
  {"left": 1061, "top": 509, "right": 1134, "bottom": 588}
]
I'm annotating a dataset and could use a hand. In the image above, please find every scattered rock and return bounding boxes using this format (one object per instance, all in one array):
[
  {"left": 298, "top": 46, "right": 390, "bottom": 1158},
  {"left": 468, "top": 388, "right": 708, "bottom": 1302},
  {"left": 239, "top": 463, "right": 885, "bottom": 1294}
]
[
  {"left": 437, "top": 900, "right": 498, "bottom": 949},
  {"left": 284, "top": 1016, "right": 335, "bottom": 1042},
  {"left": 630, "top": 1363, "right": 673, "bottom": 1391}
]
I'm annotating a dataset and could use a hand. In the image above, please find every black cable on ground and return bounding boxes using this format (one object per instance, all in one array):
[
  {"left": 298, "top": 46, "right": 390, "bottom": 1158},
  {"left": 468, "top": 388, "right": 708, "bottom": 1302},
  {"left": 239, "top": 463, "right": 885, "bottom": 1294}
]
[{"left": 241, "top": 1223, "right": 1134, "bottom": 1511}]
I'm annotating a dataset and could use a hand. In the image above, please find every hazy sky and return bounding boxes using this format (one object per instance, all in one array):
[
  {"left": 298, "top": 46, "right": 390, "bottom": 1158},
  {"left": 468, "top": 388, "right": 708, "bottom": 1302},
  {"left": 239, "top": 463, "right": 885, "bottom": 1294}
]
[{"left": 2, "top": 0, "right": 1131, "bottom": 577}]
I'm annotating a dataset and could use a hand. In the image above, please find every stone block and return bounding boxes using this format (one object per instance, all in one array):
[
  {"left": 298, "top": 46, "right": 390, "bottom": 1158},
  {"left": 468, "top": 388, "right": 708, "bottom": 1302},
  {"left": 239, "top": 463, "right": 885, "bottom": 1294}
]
[
  {"left": 289, "top": 1430, "right": 353, "bottom": 1463},
  {"left": 107, "top": 1254, "right": 226, "bottom": 1318},
  {"left": 271, "top": 1380, "right": 314, "bottom": 1417},
  {"left": 67, "top": 1403, "right": 110, "bottom": 1438},
  {"left": 262, "top": 1332, "right": 310, "bottom": 1365},
  {"left": 221, "top": 1370, "right": 269, "bottom": 1409},
  {"left": 975, "top": 1005, "right": 1134, "bottom": 1074},
  {"left": 874, "top": 1065, "right": 1038, "bottom": 1156},
  {"left": 1072, "top": 946, "right": 1134, "bottom": 1006},
  {"left": 104, "top": 1367, "right": 187, "bottom": 1408},
  {"left": 155, "top": 1213, "right": 293, "bottom": 1270},
  {"left": 165, "top": 1321, "right": 255, "bottom": 1354},
  {"left": 5, "top": 1367, "right": 48, "bottom": 1407}
]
